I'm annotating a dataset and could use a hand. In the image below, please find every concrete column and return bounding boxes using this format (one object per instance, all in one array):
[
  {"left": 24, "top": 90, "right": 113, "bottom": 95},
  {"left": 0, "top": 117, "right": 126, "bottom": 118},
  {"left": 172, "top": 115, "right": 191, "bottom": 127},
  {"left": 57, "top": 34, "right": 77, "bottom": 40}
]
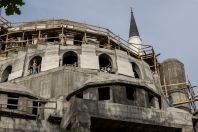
[
  {"left": 88, "top": 89, "right": 98, "bottom": 101},
  {"left": 0, "top": 94, "right": 7, "bottom": 108},
  {"left": 182, "top": 127, "right": 193, "bottom": 132},
  {"left": 152, "top": 97, "right": 160, "bottom": 109},
  {"left": 18, "top": 97, "right": 33, "bottom": 114},
  {"left": 136, "top": 89, "right": 148, "bottom": 107},
  {"left": 27, "top": 98, "right": 33, "bottom": 114}
]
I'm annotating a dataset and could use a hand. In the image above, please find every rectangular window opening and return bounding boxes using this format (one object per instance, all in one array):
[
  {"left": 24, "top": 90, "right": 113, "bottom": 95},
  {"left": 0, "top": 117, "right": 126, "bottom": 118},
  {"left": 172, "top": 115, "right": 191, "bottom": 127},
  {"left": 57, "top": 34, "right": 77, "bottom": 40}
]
[
  {"left": 126, "top": 86, "right": 136, "bottom": 100},
  {"left": 148, "top": 93, "right": 154, "bottom": 107},
  {"left": 76, "top": 92, "right": 83, "bottom": 99},
  {"left": 32, "top": 101, "right": 39, "bottom": 115},
  {"left": 98, "top": 87, "right": 110, "bottom": 101},
  {"left": 7, "top": 95, "right": 19, "bottom": 109}
]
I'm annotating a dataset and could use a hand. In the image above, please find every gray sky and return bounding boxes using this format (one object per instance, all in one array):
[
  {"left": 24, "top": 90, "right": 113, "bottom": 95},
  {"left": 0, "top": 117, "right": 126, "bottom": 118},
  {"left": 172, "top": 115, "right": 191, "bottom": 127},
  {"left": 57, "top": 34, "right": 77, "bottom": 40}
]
[{"left": 3, "top": 0, "right": 198, "bottom": 91}]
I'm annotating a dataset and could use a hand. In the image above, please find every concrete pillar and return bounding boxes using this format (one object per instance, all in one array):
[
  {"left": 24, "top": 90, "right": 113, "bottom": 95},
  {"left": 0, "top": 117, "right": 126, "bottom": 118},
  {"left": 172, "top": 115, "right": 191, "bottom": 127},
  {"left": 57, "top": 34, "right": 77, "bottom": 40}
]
[
  {"left": 136, "top": 89, "right": 148, "bottom": 107},
  {"left": 0, "top": 94, "right": 7, "bottom": 108},
  {"left": 152, "top": 97, "right": 160, "bottom": 109},
  {"left": 88, "top": 89, "right": 98, "bottom": 101},
  {"left": 18, "top": 97, "right": 33, "bottom": 114},
  {"left": 18, "top": 97, "right": 26, "bottom": 112},
  {"left": 182, "top": 127, "right": 193, "bottom": 132},
  {"left": 27, "top": 98, "right": 33, "bottom": 114}
]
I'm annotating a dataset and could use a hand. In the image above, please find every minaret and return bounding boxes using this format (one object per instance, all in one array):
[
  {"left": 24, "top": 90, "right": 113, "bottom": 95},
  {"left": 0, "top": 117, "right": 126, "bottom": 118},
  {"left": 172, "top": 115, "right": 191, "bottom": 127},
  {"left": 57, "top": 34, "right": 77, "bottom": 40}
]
[{"left": 128, "top": 8, "right": 142, "bottom": 54}]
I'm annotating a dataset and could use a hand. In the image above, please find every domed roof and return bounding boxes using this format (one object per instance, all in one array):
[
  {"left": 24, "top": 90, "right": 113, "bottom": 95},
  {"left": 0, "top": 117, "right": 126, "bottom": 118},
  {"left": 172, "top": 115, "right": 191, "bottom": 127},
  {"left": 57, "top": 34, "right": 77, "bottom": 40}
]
[{"left": 0, "top": 82, "right": 39, "bottom": 98}]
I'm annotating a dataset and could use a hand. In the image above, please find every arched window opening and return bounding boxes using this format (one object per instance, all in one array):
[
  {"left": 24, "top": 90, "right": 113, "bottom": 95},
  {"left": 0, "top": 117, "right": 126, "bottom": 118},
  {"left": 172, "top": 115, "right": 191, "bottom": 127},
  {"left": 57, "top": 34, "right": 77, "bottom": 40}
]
[
  {"left": 62, "top": 51, "right": 78, "bottom": 67},
  {"left": 1, "top": 65, "right": 12, "bottom": 83},
  {"left": 126, "top": 86, "right": 136, "bottom": 100},
  {"left": 28, "top": 56, "right": 42, "bottom": 75},
  {"left": 132, "top": 62, "right": 141, "bottom": 79},
  {"left": 99, "top": 54, "right": 112, "bottom": 73}
]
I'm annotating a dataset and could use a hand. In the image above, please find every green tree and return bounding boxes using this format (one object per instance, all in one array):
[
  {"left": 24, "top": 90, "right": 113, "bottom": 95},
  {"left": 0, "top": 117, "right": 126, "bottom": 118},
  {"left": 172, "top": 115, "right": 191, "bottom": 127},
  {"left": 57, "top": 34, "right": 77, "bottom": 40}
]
[{"left": 0, "top": 0, "right": 25, "bottom": 15}]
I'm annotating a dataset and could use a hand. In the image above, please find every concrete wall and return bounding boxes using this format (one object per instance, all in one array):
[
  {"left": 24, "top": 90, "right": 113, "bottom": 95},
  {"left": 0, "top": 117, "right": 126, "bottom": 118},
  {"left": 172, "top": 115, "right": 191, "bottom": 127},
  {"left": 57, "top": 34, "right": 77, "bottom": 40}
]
[
  {"left": 0, "top": 44, "right": 156, "bottom": 86},
  {"left": 61, "top": 98, "right": 193, "bottom": 131}
]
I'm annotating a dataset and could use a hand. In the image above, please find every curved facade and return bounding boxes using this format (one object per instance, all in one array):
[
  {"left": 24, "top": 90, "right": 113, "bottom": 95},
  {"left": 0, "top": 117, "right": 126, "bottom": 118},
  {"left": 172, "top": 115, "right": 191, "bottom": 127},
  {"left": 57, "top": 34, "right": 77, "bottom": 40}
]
[{"left": 160, "top": 59, "right": 190, "bottom": 111}]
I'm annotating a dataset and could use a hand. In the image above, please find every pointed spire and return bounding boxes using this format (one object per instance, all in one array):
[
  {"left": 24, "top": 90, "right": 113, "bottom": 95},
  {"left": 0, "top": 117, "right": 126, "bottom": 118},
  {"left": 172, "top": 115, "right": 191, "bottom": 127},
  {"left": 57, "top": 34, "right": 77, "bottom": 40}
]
[{"left": 129, "top": 8, "right": 140, "bottom": 38}]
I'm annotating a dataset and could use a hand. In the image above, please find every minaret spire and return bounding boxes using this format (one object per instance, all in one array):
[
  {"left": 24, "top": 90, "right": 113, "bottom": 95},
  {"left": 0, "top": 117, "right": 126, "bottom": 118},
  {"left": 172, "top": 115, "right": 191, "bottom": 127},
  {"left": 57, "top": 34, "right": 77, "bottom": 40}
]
[
  {"left": 128, "top": 8, "right": 142, "bottom": 54},
  {"left": 129, "top": 8, "right": 140, "bottom": 38}
]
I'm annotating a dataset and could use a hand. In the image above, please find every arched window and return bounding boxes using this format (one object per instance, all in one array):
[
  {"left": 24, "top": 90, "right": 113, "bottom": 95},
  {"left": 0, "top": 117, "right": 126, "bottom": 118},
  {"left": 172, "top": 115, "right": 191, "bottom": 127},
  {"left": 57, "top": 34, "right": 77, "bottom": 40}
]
[
  {"left": 99, "top": 54, "right": 112, "bottom": 73},
  {"left": 28, "top": 56, "right": 42, "bottom": 75},
  {"left": 1, "top": 65, "right": 12, "bottom": 82},
  {"left": 62, "top": 51, "right": 78, "bottom": 67},
  {"left": 131, "top": 62, "right": 141, "bottom": 79}
]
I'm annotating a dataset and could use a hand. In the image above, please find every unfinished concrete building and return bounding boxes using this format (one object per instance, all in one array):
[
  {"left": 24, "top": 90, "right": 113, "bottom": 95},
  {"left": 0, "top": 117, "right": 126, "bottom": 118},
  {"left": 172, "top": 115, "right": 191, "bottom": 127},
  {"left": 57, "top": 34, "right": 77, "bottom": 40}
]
[{"left": 0, "top": 10, "right": 197, "bottom": 132}]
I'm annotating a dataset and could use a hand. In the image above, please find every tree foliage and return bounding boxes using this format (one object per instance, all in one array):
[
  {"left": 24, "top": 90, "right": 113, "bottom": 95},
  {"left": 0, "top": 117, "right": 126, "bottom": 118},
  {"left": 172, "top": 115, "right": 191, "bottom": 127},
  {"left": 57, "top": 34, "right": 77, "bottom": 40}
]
[{"left": 0, "top": 0, "right": 25, "bottom": 15}]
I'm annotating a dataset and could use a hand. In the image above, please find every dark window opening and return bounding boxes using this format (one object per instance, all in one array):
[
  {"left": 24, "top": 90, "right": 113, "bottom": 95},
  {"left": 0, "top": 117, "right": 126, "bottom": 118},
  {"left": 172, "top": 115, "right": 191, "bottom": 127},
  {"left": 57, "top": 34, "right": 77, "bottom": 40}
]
[
  {"left": 32, "top": 101, "right": 39, "bottom": 115},
  {"left": 132, "top": 62, "right": 141, "bottom": 79},
  {"left": 126, "top": 86, "right": 136, "bottom": 100},
  {"left": 98, "top": 87, "right": 110, "bottom": 100},
  {"left": 168, "top": 95, "right": 173, "bottom": 107},
  {"left": 62, "top": 51, "right": 78, "bottom": 67},
  {"left": 1, "top": 43, "right": 5, "bottom": 51},
  {"left": 148, "top": 93, "right": 154, "bottom": 108},
  {"left": 28, "top": 56, "right": 42, "bottom": 75},
  {"left": 1, "top": 65, "right": 12, "bottom": 83},
  {"left": 74, "top": 35, "right": 83, "bottom": 45},
  {"left": 134, "top": 71, "right": 139, "bottom": 78},
  {"left": 99, "top": 54, "right": 112, "bottom": 73},
  {"left": 7, "top": 95, "right": 19, "bottom": 109},
  {"left": 76, "top": 92, "right": 83, "bottom": 99}
]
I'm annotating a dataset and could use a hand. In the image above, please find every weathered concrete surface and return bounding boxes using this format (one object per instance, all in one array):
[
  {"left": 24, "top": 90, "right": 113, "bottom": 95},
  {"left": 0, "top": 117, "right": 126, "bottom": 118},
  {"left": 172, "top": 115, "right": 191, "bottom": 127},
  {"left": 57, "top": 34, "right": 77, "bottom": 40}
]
[
  {"left": 0, "top": 117, "right": 60, "bottom": 132},
  {"left": 12, "top": 67, "right": 160, "bottom": 101},
  {"left": 61, "top": 98, "right": 193, "bottom": 131},
  {"left": 160, "top": 58, "right": 189, "bottom": 110}
]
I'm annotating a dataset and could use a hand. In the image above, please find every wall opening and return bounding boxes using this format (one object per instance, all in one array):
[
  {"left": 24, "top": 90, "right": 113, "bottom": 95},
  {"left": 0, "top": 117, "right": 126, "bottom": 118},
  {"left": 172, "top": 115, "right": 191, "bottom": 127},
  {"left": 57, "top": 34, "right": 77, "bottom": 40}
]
[
  {"left": 168, "top": 95, "right": 173, "bottom": 107},
  {"left": 28, "top": 56, "right": 42, "bottom": 75},
  {"left": 1, "top": 43, "right": 5, "bottom": 51},
  {"left": 98, "top": 87, "right": 110, "bottom": 100},
  {"left": 126, "top": 86, "right": 136, "bottom": 100},
  {"left": 76, "top": 92, "right": 83, "bottom": 99},
  {"left": 7, "top": 95, "right": 19, "bottom": 109},
  {"left": 32, "top": 101, "right": 39, "bottom": 115},
  {"left": 74, "top": 34, "right": 83, "bottom": 46},
  {"left": 131, "top": 62, "right": 141, "bottom": 79},
  {"left": 148, "top": 93, "right": 155, "bottom": 108},
  {"left": 1, "top": 65, "right": 12, "bottom": 83},
  {"left": 99, "top": 54, "right": 112, "bottom": 73},
  {"left": 62, "top": 51, "right": 78, "bottom": 67}
]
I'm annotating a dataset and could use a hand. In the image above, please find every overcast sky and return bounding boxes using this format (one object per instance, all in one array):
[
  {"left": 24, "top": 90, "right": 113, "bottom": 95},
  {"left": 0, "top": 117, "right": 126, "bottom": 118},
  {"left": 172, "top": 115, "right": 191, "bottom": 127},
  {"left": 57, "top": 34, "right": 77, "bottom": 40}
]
[{"left": 2, "top": 0, "right": 198, "bottom": 92}]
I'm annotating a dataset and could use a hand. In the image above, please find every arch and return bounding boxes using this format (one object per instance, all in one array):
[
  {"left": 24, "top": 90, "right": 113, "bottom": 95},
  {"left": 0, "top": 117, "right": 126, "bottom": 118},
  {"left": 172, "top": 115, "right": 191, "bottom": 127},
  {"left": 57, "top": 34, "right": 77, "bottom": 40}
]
[
  {"left": 28, "top": 55, "right": 42, "bottom": 75},
  {"left": 1, "top": 65, "right": 12, "bottom": 82},
  {"left": 62, "top": 51, "right": 78, "bottom": 67},
  {"left": 99, "top": 54, "right": 112, "bottom": 73},
  {"left": 131, "top": 62, "right": 141, "bottom": 79}
]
